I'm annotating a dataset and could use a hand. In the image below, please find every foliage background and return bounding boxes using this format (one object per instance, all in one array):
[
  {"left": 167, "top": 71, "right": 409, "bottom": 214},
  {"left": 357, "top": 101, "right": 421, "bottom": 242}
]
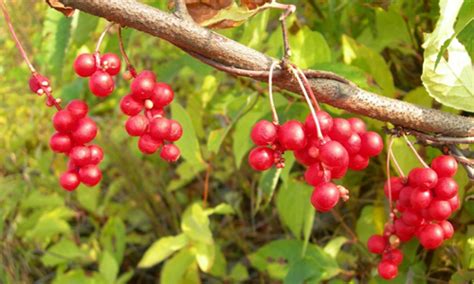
[{"left": 0, "top": 0, "right": 473, "bottom": 283}]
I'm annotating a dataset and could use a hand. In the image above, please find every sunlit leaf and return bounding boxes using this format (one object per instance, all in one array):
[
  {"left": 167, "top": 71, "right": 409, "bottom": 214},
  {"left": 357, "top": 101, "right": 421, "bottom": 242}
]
[{"left": 138, "top": 234, "right": 189, "bottom": 268}]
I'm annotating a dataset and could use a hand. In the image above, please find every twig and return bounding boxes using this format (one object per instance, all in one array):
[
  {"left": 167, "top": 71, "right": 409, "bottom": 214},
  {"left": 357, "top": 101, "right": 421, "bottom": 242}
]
[
  {"left": 448, "top": 145, "right": 474, "bottom": 180},
  {"left": 331, "top": 210, "right": 357, "bottom": 242},
  {"left": 173, "top": 0, "right": 193, "bottom": 21},
  {"left": 271, "top": 1, "right": 296, "bottom": 63},
  {"left": 268, "top": 61, "right": 280, "bottom": 124},
  {"left": 118, "top": 27, "right": 137, "bottom": 77},
  {"left": 95, "top": 21, "right": 115, "bottom": 53},
  {"left": 389, "top": 127, "right": 474, "bottom": 145}
]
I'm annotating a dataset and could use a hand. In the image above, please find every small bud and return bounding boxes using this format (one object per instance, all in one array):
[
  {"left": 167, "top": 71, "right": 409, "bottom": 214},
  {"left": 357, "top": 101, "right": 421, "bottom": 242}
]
[
  {"left": 41, "top": 81, "right": 49, "bottom": 86},
  {"left": 144, "top": 99, "right": 154, "bottom": 109},
  {"left": 36, "top": 89, "right": 44, "bottom": 95},
  {"left": 389, "top": 235, "right": 400, "bottom": 248},
  {"left": 46, "top": 87, "right": 52, "bottom": 92}
]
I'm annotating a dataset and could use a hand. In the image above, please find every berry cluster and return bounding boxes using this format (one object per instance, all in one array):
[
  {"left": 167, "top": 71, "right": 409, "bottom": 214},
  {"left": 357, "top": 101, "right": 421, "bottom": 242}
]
[
  {"left": 48, "top": 100, "right": 103, "bottom": 191},
  {"left": 73, "top": 52, "right": 121, "bottom": 97},
  {"left": 120, "top": 70, "right": 182, "bottom": 162},
  {"left": 248, "top": 111, "right": 383, "bottom": 212},
  {"left": 368, "top": 155, "right": 459, "bottom": 280}
]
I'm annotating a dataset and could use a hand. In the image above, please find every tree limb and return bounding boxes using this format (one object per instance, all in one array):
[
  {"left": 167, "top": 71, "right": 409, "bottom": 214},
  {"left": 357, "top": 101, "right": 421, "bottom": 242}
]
[{"left": 59, "top": 0, "right": 474, "bottom": 137}]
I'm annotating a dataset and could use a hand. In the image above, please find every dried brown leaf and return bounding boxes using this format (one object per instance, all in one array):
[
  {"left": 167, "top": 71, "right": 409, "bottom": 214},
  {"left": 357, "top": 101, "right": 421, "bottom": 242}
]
[{"left": 45, "top": 0, "right": 75, "bottom": 17}]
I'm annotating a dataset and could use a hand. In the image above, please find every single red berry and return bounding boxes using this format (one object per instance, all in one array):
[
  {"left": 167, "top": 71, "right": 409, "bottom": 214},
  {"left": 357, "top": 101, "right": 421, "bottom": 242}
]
[
  {"left": 49, "top": 132, "right": 73, "bottom": 153},
  {"left": 251, "top": 120, "right": 278, "bottom": 146},
  {"left": 330, "top": 165, "right": 348, "bottom": 179},
  {"left": 367, "top": 235, "right": 386, "bottom": 254},
  {"left": 166, "top": 120, "right": 183, "bottom": 142},
  {"left": 100, "top": 53, "right": 121, "bottom": 76},
  {"left": 401, "top": 209, "right": 423, "bottom": 226},
  {"left": 66, "top": 100, "right": 88, "bottom": 119},
  {"left": 248, "top": 147, "right": 274, "bottom": 171},
  {"left": 304, "top": 111, "right": 333, "bottom": 136},
  {"left": 347, "top": 117, "right": 366, "bottom": 134},
  {"left": 394, "top": 219, "right": 416, "bottom": 242},
  {"left": 294, "top": 138, "right": 321, "bottom": 166},
  {"left": 328, "top": 118, "right": 352, "bottom": 141},
  {"left": 89, "top": 70, "right": 114, "bottom": 97},
  {"left": 408, "top": 167, "right": 438, "bottom": 190},
  {"left": 341, "top": 133, "right": 361, "bottom": 155},
  {"left": 60, "top": 171, "right": 80, "bottom": 191},
  {"left": 149, "top": 117, "right": 171, "bottom": 140},
  {"left": 138, "top": 134, "right": 162, "bottom": 154},
  {"left": 410, "top": 189, "right": 433, "bottom": 209},
  {"left": 397, "top": 186, "right": 413, "bottom": 209},
  {"left": 434, "top": 177, "right": 458, "bottom": 199},
  {"left": 348, "top": 154, "right": 369, "bottom": 170},
  {"left": 89, "top": 145, "right": 104, "bottom": 164},
  {"left": 78, "top": 164, "right": 102, "bottom": 186},
  {"left": 419, "top": 223, "right": 444, "bottom": 249},
  {"left": 439, "top": 220, "right": 454, "bottom": 240},
  {"left": 431, "top": 155, "right": 458, "bottom": 177},
  {"left": 319, "top": 141, "right": 349, "bottom": 169},
  {"left": 73, "top": 53, "right": 96, "bottom": 77},
  {"left": 71, "top": 117, "right": 98, "bottom": 144},
  {"left": 310, "top": 182, "right": 340, "bottom": 212},
  {"left": 304, "top": 163, "right": 331, "bottom": 186},
  {"left": 120, "top": 94, "right": 143, "bottom": 116},
  {"left": 383, "top": 177, "right": 405, "bottom": 200},
  {"left": 137, "top": 70, "right": 156, "bottom": 82},
  {"left": 151, "top": 82, "right": 174, "bottom": 108},
  {"left": 125, "top": 115, "right": 149, "bottom": 136},
  {"left": 53, "top": 110, "right": 76, "bottom": 133},
  {"left": 378, "top": 261, "right": 398, "bottom": 280},
  {"left": 382, "top": 249, "right": 403, "bottom": 266},
  {"left": 160, "top": 144, "right": 181, "bottom": 162},
  {"left": 428, "top": 200, "right": 452, "bottom": 221},
  {"left": 147, "top": 108, "right": 165, "bottom": 120},
  {"left": 29, "top": 74, "right": 50, "bottom": 94},
  {"left": 69, "top": 146, "right": 92, "bottom": 167},
  {"left": 278, "top": 120, "right": 307, "bottom": 151},
  {"left": 359, "top": 131, "right": 383, "bottom": 157},
  {"left": 131, "top": 72, "right": 156, "bottom": 100},
  {"left": 448, "top": 194, "right": 460, "bottom": 211}
]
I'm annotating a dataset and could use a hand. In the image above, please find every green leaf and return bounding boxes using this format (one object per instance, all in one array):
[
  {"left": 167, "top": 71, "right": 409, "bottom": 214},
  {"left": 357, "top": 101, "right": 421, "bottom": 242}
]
[
  {"left": 289, "top": 26, "right": 332, "bottom": 68},
  {"left": 160, "top": 249, "right": 197, "bottom": 284},
  {"left": 284, "top": 258, "right": 323, "bottom": 284},
  {"left": 52, "top": 270, "right": 91, "bottom": 284},
  {"left": 324, "top": 237, "right": 348, "bottom": 259},
  {"left": 421, "top": 0, "right": 474, "bottom": 111},
  {"left": 232, "top": 109, "right": 260, "bottom": 168},
  {"left": 389, "top": 136, "right": 421, "bottom": 175},
  {"left": 138, "top": 234, "right": 189, "bottom": 268},
  {"left": 99, "top": 251, "right": 119, "bottom": 283},
  {"left": 73, "top": 12, "right": 99, "bottom": 48},
  {"left": 464, "top": 225, "right": 474, "bottom": 269},
  {"left": 205, "top": 203, "right": 235, "bottom": 215},
  {"left": 167, "top": 161, "right": 206, "bottom": 192},
  {"left": 76, "top": 186, "right": 99, "bottom": 212},
  {"left": 230, "top": 263, "right": 249, "bottom": 282},
  {"left": 256, "top": 167, "right": 282, "bottom": 212},
  {"left": 356, "top": 205, "right": 386, "bottom": 245},
  {"left": 207, "top": 128, "right": 226, "bottom": 154},
  {"left": 181, "top": 203, "right": 213, "bottom": 244},
  {"left": 193, "top": 242, "right": 215, "bottom": 272},
  {"left": 208, "top": 245, "right": 227, "bottom": 277},
  {"left": 41, "top": 239, "right": 85, "bottom": 267},
  {"left": 100, "top": 217, "right": 126, "bottom": 265}
]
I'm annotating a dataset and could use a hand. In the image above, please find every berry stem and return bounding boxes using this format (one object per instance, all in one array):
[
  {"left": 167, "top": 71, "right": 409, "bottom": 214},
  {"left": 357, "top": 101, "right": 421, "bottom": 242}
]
[
  {"left": 95, "top": 21, "right": 115, "bottom": 53},
  {"left": 386, "top": 137, "right": 395, "bottom": 212},
  {"left": 402, "top": 134, "right": 429, "bottom": 168},
  {"left": 118, "top": 27, "right": 137, "bottom": 77},
  {"left": 203, "top": 162, "right": 212, "bottom": 208},
  {"left": 295, "top": 66, "right": 321, "bottom": 111},
  {"left": 389, "top": 141, "right": 405, "bottom": 178},
  {"left": 268, "top": 61, "right": 280, "bottom": 124},
  {"left": 289, "top": 65, "right": 324, "bottom": 140}
]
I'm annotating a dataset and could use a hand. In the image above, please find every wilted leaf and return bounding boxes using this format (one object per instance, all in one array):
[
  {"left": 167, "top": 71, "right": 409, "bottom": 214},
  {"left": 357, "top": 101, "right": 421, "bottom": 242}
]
[{"left": 45, "top": 0, "right": 75, "bottom": 17}]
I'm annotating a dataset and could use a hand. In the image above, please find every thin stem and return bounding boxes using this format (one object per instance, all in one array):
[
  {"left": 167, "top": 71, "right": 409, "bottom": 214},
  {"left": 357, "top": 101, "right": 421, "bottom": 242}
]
[
  {"left": 95, "top": 21, "right": 115, "bottom": 53},
  {"left": 289, "top": 65, "right": 324, "bottom": 140},
  {"left": 331, "top": 210, "right": 357, "bottom": 242},
  {"left": 296, "top": 66, "right": 321, "bottom": 111},
  {"left": 268, "top": 61, "right": 280, "bottom": 124},
  {"left": 386, "top": 137, "right": 395, "bottom": 212},
  {"left": 269, "top": 1, "right": 295, "bottom": 62},
  {"left": 0, "top": 0, "right": 35, "bottom": 72},
  {"left": 203, "top": 163, "right": 211, "bottom": 208},
  {"left": 403, "top": 134, "right": 429, "bottom": 168},
  {"left": 118, "top": 27, "right": 137, "bottom": 77},
  {"left": 389, "top": 143, "right": 405, "bottom": 178}
]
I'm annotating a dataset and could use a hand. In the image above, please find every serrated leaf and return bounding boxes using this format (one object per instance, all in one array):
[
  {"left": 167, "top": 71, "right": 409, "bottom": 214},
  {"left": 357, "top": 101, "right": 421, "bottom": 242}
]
[{"left": 138, "top": 234, "right": 189, "bottom": 268}]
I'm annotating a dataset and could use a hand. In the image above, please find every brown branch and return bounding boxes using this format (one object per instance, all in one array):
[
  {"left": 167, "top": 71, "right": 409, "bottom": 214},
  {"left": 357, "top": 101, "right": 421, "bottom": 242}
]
[{"left": 57, "top": 0, "right": 474, "bottom": 137}]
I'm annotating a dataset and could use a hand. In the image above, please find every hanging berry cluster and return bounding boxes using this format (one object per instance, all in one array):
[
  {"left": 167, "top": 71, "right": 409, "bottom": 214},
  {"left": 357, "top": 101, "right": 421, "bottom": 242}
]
[
  {"left": 368, "top": 154, "right": 459, "bottom": 280},
  {"left": 120, "top": 70, "right": 183, "bottom": 162}
]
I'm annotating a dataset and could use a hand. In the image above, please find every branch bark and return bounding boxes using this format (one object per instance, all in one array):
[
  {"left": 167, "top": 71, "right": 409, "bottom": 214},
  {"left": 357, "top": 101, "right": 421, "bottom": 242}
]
[{"left": 59, "top": 0, "right": 474, "bottom": 137}]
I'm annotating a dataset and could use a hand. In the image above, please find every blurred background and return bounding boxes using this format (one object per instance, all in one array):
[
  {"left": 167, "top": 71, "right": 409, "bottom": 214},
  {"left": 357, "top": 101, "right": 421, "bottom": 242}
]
[{"left": 0, "top": 0, "right": 473, "bottom": 283}]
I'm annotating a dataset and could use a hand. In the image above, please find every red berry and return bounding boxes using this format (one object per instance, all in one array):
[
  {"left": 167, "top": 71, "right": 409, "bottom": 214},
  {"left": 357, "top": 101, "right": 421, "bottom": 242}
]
[
  {"left": 29, "top": 74, "right": 50, "bottom": 94},
  {"left": 328, "top": 118, "right": 352, "bottom": 141},
  {"left": 120, "top": 94, "right": 143, "bottom": 116},
  {"left": 310, "top": 182, "right": 340, "bottom": 212},
  {"left": 397, "top": 186, "right": 413, "bottom": 209},
  {"left": 348, "top": 154, "right": 369, "bottom": 170},
  {"left": 138, "top": 134, "right": 162, "bottom": 154},
  {"left": 248, "top": 147, "right": 274, "bottom": 171},
  {"left": 410, "top": 189, "right": 433, "bottom": 209},
  {"left": 419, "top": 223, "right": 444, "bottom": 249},
  {"left": 138, "top": 70, "right": 156, "bottom": 82},
  {"left": 89, "top": 145, "right": 104, "bottom": 164},
  {"left": 100, "top": 53, "right": 121, "bottom": 76},
  {"left": 383, "top": 177, "right": 405, "bottom": 200},
  {"left": 304, "top": 111, "right": 333, "bottom": 136},
  {"left": 73, "top": 53, "right": 96, "bottom": 77},
  {"left": 439, "top": 220, "right": 454, "bottom": 240},
  {"left": 160, "top": 144, "right": 181, "bottom": 162},
  {"left": 330, "top": 165, "right": 348, "bottom": 179},
  {"left": 378, "top": 261, "right": 398, "bottom": 280},
  {"left": 131, "top": 73, "right": 155, "bottom": 100},
  {"left": 151, "top": 82, "right": 174, "bottom": 108},
  {"left": 359, "top": 131, "right": 383, "bottom": 157},
  {"left": 53, "top": 110, "right": 76, "bottom": 133},
  {"left": 251, "top": 120, "right": 278, "bottom": 146},
  {"left": 66, "top": 100, "right": 88, "bottom": 119},
  {"left": 401, "top": 209, "right": 423, "bottom": 226},
  {"left": 431, "top": 155, "right": 457, "bottom": 177},
  {"left": 428, "top": 200, "right": 452, "bottom": 221},
  {"left": 341, "top": 133, "right": 361, "bottom": 155},
  {"left": 125, "top": 115, "right": 149, "bottom": 136},
  {"left": 149, "top": 117, "right": 171, "bottom": 140},
  {"left": 304, "top": 163, "right": 331, "bottom": 186},
  {"left": 408, "top": 167, "right": 438, "bottom": 190},
  {"left": 434, "top": 177, "right": 458, "bottom": 199},
  {"left": 294, "top": 138, "right": 320, "bottom": 166},
  {"left": 89, "top": 71, "right": 114, "bottom": 97},
  {"left": 319, "top": 141, "right": 349, "bottom": 169},
  {"left": 347, "top": 117, "right": 366, "bottom": 134},
  {"left": 166, "top": 120, "right": 183, "bottom": 142},
  {"left": 78, "top": 164, "right": 102, "bottom": 186},
  {"left": 448, "top": 194, "right": 460, "bottom": 211},
  {"left": 69, "top": 146, "right": 91, "bottom": 167},
  {"left": 278, "top": 120, "right": 307, "bottom": 151},
  {"left": 71, "top": 117, "right": 98, "bottom": 144},
  {"left": 382, "top": 249, "right": 403, "bottom": 266},
  {"left": 60, "top": 171, "right": 80, "bottom": 191},
  {"left": 394, "top": 219, "right": 416, "bottom": 242},
  {"left": 367, "top": 235, "right": 386, "bottom": 254},
  {"left": 49, "top": 132, "right": 73, "bottom": 153}
]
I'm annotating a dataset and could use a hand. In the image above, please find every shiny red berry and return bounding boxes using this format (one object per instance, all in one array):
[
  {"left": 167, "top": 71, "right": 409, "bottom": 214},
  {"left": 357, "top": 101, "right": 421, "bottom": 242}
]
[
  {"left": 151, "top": 82, "right": 174, "bottom": 108},
  {"left": 71, "top": 117, "right": 98, "bottom": 144},
  {"left": 419, "top": 223, "right": 444, "bottom": 249},
  {"left": 131, "top": 72, "right": 156, "bottom": 100},
  {"left": 53, "top": 110, "right": 76, "bottom": 133},
  {"left": 394, "top": 219, "right": 416, "bottom": 242},
  {"left": 248, "top": 147, "right": 274, "bottom": 171},
  {"left": 347, "top": 117, "right": 366, "bottom": 134},
  {"left": 319, "top": 141, "right": 349, "bottom": 169},
  {"left": 100, "top": 53, "right": 121, "bottom": 76},
  {"left": 149, "top": 117, "right": 171, "bottom": 140},
  {"left": 120, "top": 94, "right": 143, "bottom": 116},
  {"left": 383, "top": 177, "right": 405, "bottom": 200},
  {"left": 382, "top": 249, "right": 403, "bottom": 266},
  {"left": 408, "top": 167, "right": 438, "bottom": 190},
  {"left": 78, "top": 164, "right": 102, "bottom": 186},
  {"left": 60, "top": 171, "right": 80, "bottom": 191},
  {"left": 367, "top": 235, "right": 386, "bottom": 254},
  {"left": 410, "top": 189, "right": 433, "bottom": 209},
  {"left": 73, "top": 53, "right": 96, "bottom": 77},
  {"left": 428, "top": 199, "right": 452, "bottom": 221},
  {"left": 138, "top": 134, "right": 162, "bottom": 154},
  {"left": 304, "top": 163, "right": 331, "bottom": 186},
  {"left": 160, "top": 144, "right": 181, "bottom": 162},
  {"left": 125, "top": 115, "right": 149, "bottom": 136},
  {"left": 304, "top": 111, "right": 333, "bottom": 136},
  {"left": 378, "top": 261, "right": 398, "bottom": 280},
  {"left": 348, "top": 154, "right": 369, "bottom": 170},
  {"left": 66, "top": 100, "right": 88, "bottom": 119},
  {"left": 328, "top": 118, "right": 352, "bottom": 141},
  {"left": 310, "top": 182, "right": 340, "bottom": 212},
  {"left": 434, "top": 177, "right": 458, "bottom": 199},
  {"left": 341, "top": 133, "right": 361, "bottom": 155},
  {"left": 89, "top": 70, "right": 114, "bottom": 97},
  {"left": 401, "top": 209, "right": 423, "bottom": 226},
  {"left": 448, "top": 194, "right": 460, "bottom": 211},
  {"left": 49, "top": 132, "right": 73, "bottom": 153},
  {"left": 69, "top": 146, "right": 91, "bottom": 167},
  {"left": 439, "top": 220, "right": 454, "bottom": 240},
  {"left": 359, "top": 131, "right": 383, "bottom": 157},
  {"left": 278, "top": 120, "right": 307, "bottom": 150},
  {"left": 166, "top": 120, "right": 183, "bottom": 142},
  {"left": 89, "top": 145, "right": 104, "bottom": 164},
  {"left": 431, "top": 155, "right": 458, "bottom": 177},
  {"left": 251, "top": 120, "right": 278, "bottom": 146}
]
